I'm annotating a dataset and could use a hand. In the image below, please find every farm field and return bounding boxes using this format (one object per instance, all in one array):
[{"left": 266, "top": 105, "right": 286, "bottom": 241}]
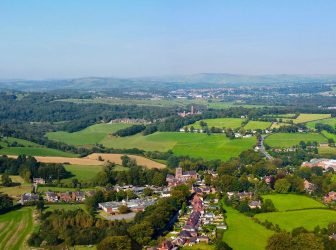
[
  {"left": 254, "top": 209, "right": 336, "bottom": 231},
  {"left": 306, "top": 117, "right": 336, "bottom": 130},
  {"left": 321, "top": 130, "right": 336, "bottom": 141},
  {"left": 64, "top": 164, "right": 104, "bottom": 182},
  {"left": 319, "top": 146, "right": 336, "bottom": 157},
  {"left": 293, "top": 113, "right": 331, "bottom": 124},
  {"left": 264, "top": 133, "right": 327, "bottom": 148},
  {"left": 243, "top": 121, "right": 271, "bottom": 130},
  {"left": 222, "top": 205, "right": 273, "bottom": 250},
  {"left": 270, "top": 122, "right": 290, "bottom": 129},
  {"left": 0, "top": 175, "right": 32, "bottom": 198},
  {"left": 0, "top": 207, "right": 33, "bottom": 250},
  {"left": 46, "top": 123, "right": 133, "bottom": 146},
  {"left": 0, "top": 137, "right": 77, "bottom": 157},
  {"left": 189, "top": 118, "right": 244, "bottom": 129},
  {"left": 102, "top": 132, "right": 256, "bottom": 161},
  {"left": 262, "top": 194, "right": 325, "bottom": 211},
  {"left": 264, "top": 113, "right": 296, "bottom": 118}
]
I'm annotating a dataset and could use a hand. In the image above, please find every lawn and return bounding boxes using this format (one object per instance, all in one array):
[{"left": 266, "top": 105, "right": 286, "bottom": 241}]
[
  {"left": 306, "top": 117, "right": 336, "bottom": 130},
  {"left": 243, "top": 121, "right": 272, "bottom": 130},
  {"left": 293, "top": 113, "right": 331, "bottom": 124},
  {"left": 189, "top": 118, "right": 245, "bottom": 130},
  {"left": 46, "top": 123, "right": 133, "bottom": 146},
  {"left": 264, "top": 133, "right": 327, "bottom": 148},
  {"left": 44, "top": 203, "right": 86, "bottom": 212},
  {"left": 0, "top": 207, "right": 33, "bottom": 250},
  {"left": 102, "top": 132, "right": 256, "bottom": 161},
  {"left": 262, "top": 194, "right": 325, "bottom": 211},
  {"left": 182, "top": 243, "right": 215, "bottom": 249},
  {"left": 255, "top": 209, "right": 336, "bottom": 231},
  {"left": 223, "top": 205, "right": 273, "bottom": 250}
]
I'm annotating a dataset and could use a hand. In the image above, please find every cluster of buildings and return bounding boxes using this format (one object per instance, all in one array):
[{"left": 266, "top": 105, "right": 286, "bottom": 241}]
[
  {"left": 166, "top": 167, "right": 198, "bottom": 188},
  {"left": 324, "top": 191, "right": 336, "bottom": 203},
  {"left": 302, "top": 158, "right": 336, "bottom": 171},
  {"left": 108, "top": 118, "right": 150, "bottom": 124},
  {"left": 178, "top": 106, "right": 202, "bottom": 117},
  {"left": 20, "top": 190, "right": 95, "bottom": 205},
  {"left": 227, "top": 191, "right": 261, "bottom": 209},
  {"left": 98, "top": 198, "right": 156, "bottom": 214}
]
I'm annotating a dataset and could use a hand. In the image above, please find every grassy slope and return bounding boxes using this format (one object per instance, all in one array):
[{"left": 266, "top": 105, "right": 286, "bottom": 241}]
[
  {"left": 0, "top": 137, "right": 77, "bottom": 157},
  {"left": 0, "top": 207, "right": 33, "bottom": 250},
  {"left": 293, "top": 114, "right": 331, "bottom": 124},
  {"left": 103, "top": 132, "right": 256, "bottom": 161},
  {"left": 319, "top": 146, "right": 336, "bottom": 157},
  {"left": 265, "top": 133, "right": 327, "bottom": 148},
  {"left": 306, "top": 117, "right": 336, "bottom": 130},
  {"left": 223, "top": 205, "right": 273, "bottom": 250},
  {"left": 262, "top": 194, "right": 325, "bottom": 211},
  {"left": 190, "top": 118, "right": 244, "bottom": 129},
  {"left": 0, "top": 175, "right": 32, "bottom": 198},
  {"left": 244, "top": 121, "right": 272, "bottom": 130},
  {"left": 46, "top": 123, "right": 132, "bottom": 145},
  {"left": 255, "top": 209, "right": 336, "bottom": 231},
  {"left": 321, "top": 130, "right": 336, "bottom": 141},
  {"left": 64, "top": 164, "right": 103, "bottom": 181}
]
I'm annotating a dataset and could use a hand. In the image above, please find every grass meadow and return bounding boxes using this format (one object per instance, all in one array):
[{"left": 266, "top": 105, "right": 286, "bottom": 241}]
[
  {"left": 261, "top": 194, "right": 325, "bottom": 211},
  {"left": 293, "top": 113, "right": 331, "bottom": 124},
  {"left": 306, "top": 117, "right": 336, "bottom": 130},
  {"left": 0, "top": 175, "right": 32, "bottom": 198},
  {"left": 0, "top": 207, "right": 33, "bottom": 250},
  {"left": 103, "top": 132, "right": 256, "bottom": 161},
  {"left": 255, "top": 209, "right": 336, "bottom": 231},
  {"left": 189, "top": 118, "right": 245, "bottom": 129},
  {"left": 223, "top": 205, "right": 273, "bottom": 250},
  {"left": 243, "top": 121, "right": 272, "bottom": 130},
  {"left": 264, "top": 133, "right": 327, "bottom": 148},
  {"left": 46, "top": 123, "right": 133, "bottom": 145}
]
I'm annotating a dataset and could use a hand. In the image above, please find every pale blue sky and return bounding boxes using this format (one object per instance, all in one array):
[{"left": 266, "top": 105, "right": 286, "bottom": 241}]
[{"left": 0, "top": 0, "right": 335, "bottom": 78}]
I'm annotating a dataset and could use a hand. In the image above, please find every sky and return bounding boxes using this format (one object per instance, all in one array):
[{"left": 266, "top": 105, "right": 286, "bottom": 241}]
[{"left": 0, "top": 0, "right": 336, "bottom": 79}]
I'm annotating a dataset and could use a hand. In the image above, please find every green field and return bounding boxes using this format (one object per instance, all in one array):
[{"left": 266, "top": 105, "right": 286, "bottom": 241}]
[
  {"left": 0, "top": 137, "right": 77, "bottom": 157},
  {"left": 37, "top": 186, "right": 95, "bottom": 192},
  {"left": 265, "top": 133, "right": 327, "bottom": 148},
  {"left": 255, "top": 209, "right": 336, "bottom": 231},
  {"left": 306, "top": 117, "right": 336, "bottom": 130},
  {"left": 64, "top": 164, "right": 104, "bottom": 181},
  {"left": 319, "top": 146, "right": 336, "bottom": 157},
  {"left": 262, "top": 194, "right": 325, "bottom": 211},
  {"left": 44, "top": 203, "right": 86, "bottom": 212},
  {"left": 0, "top": 175, "right": 32, "bottom": 198},
  {"left": 189, "top": 118, "right": 245, "bottom": 130},
  {"left": 223, "top": 205, "right": 273, "bottom": 250},
  {"left": 293, "top": 113, "right": 331, "bottom": 124},
  {"left": 243, "top": 121, "right": 272, "bottom": 130},
  {"left": 102, "top": 132, "right": 256, "bottom": 161},
  {"left": 0, "top": 207, "right": 33, "bottom": 250},
  {"left": 264, "top": 113, "right": 296, "bottom": 119},
  {"left": 47, "top": 123, "right": 133, "bottom": 146},
  {"left": 321, "top": 130, "right": 336, "bottom": 141}
]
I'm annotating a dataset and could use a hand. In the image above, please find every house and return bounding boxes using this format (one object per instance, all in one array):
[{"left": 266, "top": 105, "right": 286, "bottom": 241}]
[
  {"left": 166, "top": 167, "right": 198, "bottom": 187},
  {"left": 324, "top": 191, "right": 336, "bottom": 203},
  {"left": 45, "top": 191, "right": 59, "bottom": 202},
  {"left": 20, "top": 193, "right": 39, "bottom": 205},
  {"left": 33, "top": 178, "right": 45, "bottom": 185},
  {"left": 302, "top": 159, "right": 336, "bottom": 171},
  {"left": 73, "top": 191, "right": 85, "bottom": 202},
  {"left": 304, "top": 180, "right": 315, "bottom": 193},
  {"left": 249, "top": 200, "right": 261, "bottom": 209}
]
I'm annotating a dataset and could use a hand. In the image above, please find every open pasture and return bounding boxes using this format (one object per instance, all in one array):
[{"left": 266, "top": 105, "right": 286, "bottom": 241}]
[
  {"left": 0, "top": 175, "right": 32, "bottom": 198},
  {"left": 223, "top": 205, "right": 273, "bottom": 250},
  {"left": 0, "top": 207, "right": 33, "bottom": 250},
  {"left": 262, "top": 194, "right": 325, "bottom": 211},
  {"left": 0, "top": 137, "right": 77, "bottom": 157},
  {"left": 189, "top": 118, "right": 244, "bottom": 129},
  {"left": 306, "top": 117, "right": 336, "bottom": 130},
  {"left": 103, "top": 132, "right": 256, "bottom": 161},
  {"left": 46, "top": 123, "right": 133, "bottom": 146},
  {"left": 321, "top": 130, "right": 336, "bottom": 141},
  {"left": 293, "top": 113, "right": 331, "bottom": 124},
  {"left": 243, "top": 121, "right": 271, "bottom": 130},
  {"left": 319, "top": 146, "right": 336, "bottom": 157},
  {"left": 255, "top": 209, "right": 336, "bottom": 232},
  {"left": 264, "top": 133, "right": 327, "bottom": 148}
]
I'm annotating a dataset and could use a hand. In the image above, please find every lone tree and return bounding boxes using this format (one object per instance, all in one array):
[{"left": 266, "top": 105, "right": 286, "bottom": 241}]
[{"left": 118, "top": 205, "right": 130, "bottom": 214}]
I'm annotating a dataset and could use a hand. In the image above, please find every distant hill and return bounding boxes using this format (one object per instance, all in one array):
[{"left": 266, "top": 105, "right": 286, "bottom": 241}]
[{"left": 0, "top": 73, "right": 335, "bottom": 91}]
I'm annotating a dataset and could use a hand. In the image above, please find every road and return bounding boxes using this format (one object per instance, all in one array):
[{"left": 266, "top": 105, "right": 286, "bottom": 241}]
[{"left": 258, "top": 135, "right": 274, "bottom": 160}]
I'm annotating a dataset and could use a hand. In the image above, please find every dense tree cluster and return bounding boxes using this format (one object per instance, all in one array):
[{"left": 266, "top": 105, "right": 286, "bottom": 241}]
[
  {"left": 0, "top": 193, "right": 13, "bottom": 213},
  {"left": 113, "top": 125, "right": 146, "bottom": 137}
]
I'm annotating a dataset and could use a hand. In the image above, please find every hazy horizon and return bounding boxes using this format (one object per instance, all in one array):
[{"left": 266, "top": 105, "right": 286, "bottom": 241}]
[{"left": 1, "top": 0, "right": 336, "bottom": 79}]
